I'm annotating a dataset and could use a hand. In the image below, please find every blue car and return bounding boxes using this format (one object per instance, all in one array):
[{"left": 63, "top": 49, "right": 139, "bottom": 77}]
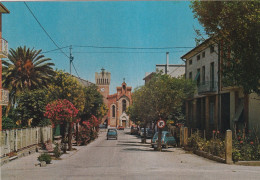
[
  {"left": 107, "top": 129, "right": 118, "bottom": 140},
  {"left": 151, "top": 131, "right": 176, "bottom": 148}
]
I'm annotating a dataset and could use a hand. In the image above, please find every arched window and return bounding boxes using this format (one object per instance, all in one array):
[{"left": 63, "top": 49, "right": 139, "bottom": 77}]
[
  {"left": 122, "top": 99, "right": 126, "bottom": 113},
  {"left": 112, "top": 105, "right": 115, "bottom": 118}
]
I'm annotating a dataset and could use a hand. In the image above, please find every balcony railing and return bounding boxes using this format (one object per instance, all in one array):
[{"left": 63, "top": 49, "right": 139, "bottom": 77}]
[
  {"left": 197, "top": 81, "right": 218, "bottom": 94},
  {"left": 0, "top": 89, "right": 9, "bottom": 106},
  {"left": 0, "top": 38, "right": 8, "bottom": 58}
]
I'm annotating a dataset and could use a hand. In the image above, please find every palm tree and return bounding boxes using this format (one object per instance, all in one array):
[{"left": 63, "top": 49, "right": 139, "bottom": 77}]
[{"left": 2, "top": 46, "right": 55, "bottom": 110}]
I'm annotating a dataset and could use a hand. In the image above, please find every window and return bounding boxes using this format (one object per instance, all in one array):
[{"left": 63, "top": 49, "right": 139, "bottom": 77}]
[
  {"left": 210, "top": 62, "right": 215, "bottom": 89},
  {"left": 196, "top": 68, "right": 200, "bottom": 85},
  {"left": 122, "top": 100, "right": 126, "bottom": 113},
  {"left": 189, "top": 59, "right": 192, "bottom": 65},
  {"left": 197, "top": 54, "right": 200, "bottom": 60},
  {"left": 202, "top": 51, "right": 205, "bottom": 58},
  {"left": 189, "top": 72, "right": 192, "bottom": 80},
  {"left": 202, "top": 66, "right": 205, "bottom": 84},
  {"left": 112, "top": 105, "right": 115, "bottom": 117},
  {"left": 210, "top": 46, "right": 214, "bottom": 53}
]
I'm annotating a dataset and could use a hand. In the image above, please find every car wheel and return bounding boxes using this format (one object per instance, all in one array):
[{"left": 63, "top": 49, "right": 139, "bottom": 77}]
[
  {"left": 116, "top": 137, "right": 117, "bottom": 140},
  {"left": 107, "top": 137, "right": 109, "bottom": 140},
  {"left": 151, "top": 145, "right": 154, "bottom": 148}
]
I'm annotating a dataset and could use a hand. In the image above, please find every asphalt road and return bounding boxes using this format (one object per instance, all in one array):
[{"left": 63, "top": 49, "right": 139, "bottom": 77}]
[{"left": 1, "top": 129, "right": 260, "bottom": 180}]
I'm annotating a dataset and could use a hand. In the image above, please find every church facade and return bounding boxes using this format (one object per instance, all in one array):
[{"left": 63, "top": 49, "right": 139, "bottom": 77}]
[{"left": 95, "top": 69, "right": 132, "bottom": 128}]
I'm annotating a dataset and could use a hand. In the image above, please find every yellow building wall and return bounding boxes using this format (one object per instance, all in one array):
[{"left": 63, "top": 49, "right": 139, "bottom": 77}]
[{"left": 249, "top": 93, "right": 260, "bottom": 137}]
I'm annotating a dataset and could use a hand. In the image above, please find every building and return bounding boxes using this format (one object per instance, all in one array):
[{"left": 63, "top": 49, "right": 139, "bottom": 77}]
[
  {"left": 107, "top": 80, "right": 132, "bottom": 128},
  {"left": 0, "top": 3, "right": 9, "bottom": 131},
  {"left": 72, "top": 75, "right": 94, "bottom": 88},
  {"left": 95, "top": 68, "right": 111, "bottom": 106},
  {"left": 95, "top": 68, "right": 133, "bottom": 128},
  {"left": 143, "top": 64, "right": 185, "bottom": 84},
  {"left": 181, "top": 38, "right": 260, "bottom": 137}
]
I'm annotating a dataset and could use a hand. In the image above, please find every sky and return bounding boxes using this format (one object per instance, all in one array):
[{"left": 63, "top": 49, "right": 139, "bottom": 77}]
[{"left": 2, "top": 1, "right": 204, "bottom": 94}]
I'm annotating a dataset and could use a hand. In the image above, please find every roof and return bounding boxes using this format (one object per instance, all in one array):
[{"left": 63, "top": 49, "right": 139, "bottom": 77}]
[
  {"left": 181, "top": 37, "right": 215, "bottom": 60},
  {"left": 0, "top": 3, "right": 10, "bottom": 14},
  {"left": 143, "top": 72, "right": 155, "bottom": 80},
  {"left": 71, "top": 75, "right": 94, "bottom": 87}
]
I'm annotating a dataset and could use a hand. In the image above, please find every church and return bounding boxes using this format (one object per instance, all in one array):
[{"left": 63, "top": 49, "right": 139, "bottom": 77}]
[{"left": 95, "top": 68, "right": 133, "bottom": 128}]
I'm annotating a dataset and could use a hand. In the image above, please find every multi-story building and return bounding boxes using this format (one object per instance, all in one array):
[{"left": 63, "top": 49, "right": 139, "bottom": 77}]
[
  {"left": 0, "top": 3, "right": 9, "bottom": 131},
  {"left": 181, "top": 37, "right": 260, "bottom": 137},
  {"left": 95, "top": 68, "right": 133, "bottom": 128}
]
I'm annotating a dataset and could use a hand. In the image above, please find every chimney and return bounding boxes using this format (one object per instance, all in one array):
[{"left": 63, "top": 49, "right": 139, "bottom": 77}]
[{"left": 166, "top": 52, "right": 169, "bottom": 74}]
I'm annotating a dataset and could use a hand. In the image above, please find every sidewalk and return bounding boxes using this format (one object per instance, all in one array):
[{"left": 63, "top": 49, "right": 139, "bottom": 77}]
[{"left": 1, "top": 130, "right": 107, "bottom": 170}]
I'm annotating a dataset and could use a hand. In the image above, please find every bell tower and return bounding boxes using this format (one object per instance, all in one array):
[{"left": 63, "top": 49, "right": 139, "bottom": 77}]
[{"left": 95, "top": 68, "right": 111, "bottom": 104}]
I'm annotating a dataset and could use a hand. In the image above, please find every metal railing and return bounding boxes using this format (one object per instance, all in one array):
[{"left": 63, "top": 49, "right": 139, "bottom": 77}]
[
  {"left": 0, "top": 38, "right": 8, "bottom": 58},
  {"left": 0, "top": 89, "right": 9, "bottom": 106},
  {"left": 197, "top": 81, "right": 218, "bottom": 94}
]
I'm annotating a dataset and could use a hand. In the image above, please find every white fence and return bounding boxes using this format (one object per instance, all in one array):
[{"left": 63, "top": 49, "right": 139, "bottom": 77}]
[{"left": 0, "top": 126, "right": 53, "bottom": 157}]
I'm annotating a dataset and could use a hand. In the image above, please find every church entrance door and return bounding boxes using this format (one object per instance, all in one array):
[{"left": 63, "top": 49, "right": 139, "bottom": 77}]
[{"left": 122, "top": 120, "right": 126, "bottom": 128}]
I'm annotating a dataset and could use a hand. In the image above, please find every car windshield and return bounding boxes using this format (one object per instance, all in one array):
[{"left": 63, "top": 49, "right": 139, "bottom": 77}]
[{"left": 108, "top": 129, "right": 116, "bottom": 132}]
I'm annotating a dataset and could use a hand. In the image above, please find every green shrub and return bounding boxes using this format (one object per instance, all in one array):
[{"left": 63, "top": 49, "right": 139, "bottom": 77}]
[
  {"left": 2, "top": 116, "right": 17, "bottom": 130},
  {"left": 53, "top": 143, "right": 62, "bottom": 158},
  {"left": 38, "top": 153, "right": 52, "bottom": 164}
]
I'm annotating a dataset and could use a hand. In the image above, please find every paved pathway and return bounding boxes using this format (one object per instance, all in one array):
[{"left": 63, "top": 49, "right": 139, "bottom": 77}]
[{"left": 1, "top": 129, "right": 260, "bottom": 180}]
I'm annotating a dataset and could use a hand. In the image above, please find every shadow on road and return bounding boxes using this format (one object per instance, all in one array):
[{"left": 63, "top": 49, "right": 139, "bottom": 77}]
[
  {"left": 117, "top": 143, "right": 150, "bottom": 147},
  {"left": 122, "top": 147, "right": 173, "bottom": 153}
]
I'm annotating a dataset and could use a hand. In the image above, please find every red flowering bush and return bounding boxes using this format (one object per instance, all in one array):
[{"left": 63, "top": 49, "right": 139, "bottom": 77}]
[
  {"left": 232, "top": 129, "right": 260, "bottom": 162},
  {"left": 44, "top": 99, "right": 79, "bottom": 124},
  {"left": 44, "top": 99, "right": 79, "bottom": 151},
  {"left": 78, "top": 115, "right": 99, "bottom": 145}
]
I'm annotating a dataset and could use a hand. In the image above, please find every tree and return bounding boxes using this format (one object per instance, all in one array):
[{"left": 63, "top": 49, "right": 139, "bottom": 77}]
[
  {"left": 81, "top": 84, "right": 106, "bottom": 121},
  {"left": 128, "top": 73, "right": 195, "bottom": 148},
  {"left": 46, "top": 70, "right": 85, "bottom": 112},
  {"left": 77, "top": 84, "right": 107, "bottom": 145},
  {"left": 15, "top": 89, "right": 50, "bottom": 127},
  {"left": 190, "top": 1, "right": 260, "bottom": 94},
  {"left": 44, "top": 99, "right": 79, "bottom": 151},
  {"left": 2, "top": 46, "right": 55, "bottom": 110},
  {"left": 47, "top": 70, "right": 85, "bottom": 149}
]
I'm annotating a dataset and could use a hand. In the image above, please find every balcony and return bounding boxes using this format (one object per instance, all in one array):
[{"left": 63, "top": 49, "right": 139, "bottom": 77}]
[
  {"left": 197, "top": 81, "right": 218, "bottom": 94},
  {"left": 0, "top": 89, "right": 9, "bottom": 106},
  {"left": 0, "top": 38, "right": 8, "bottom": 58}
]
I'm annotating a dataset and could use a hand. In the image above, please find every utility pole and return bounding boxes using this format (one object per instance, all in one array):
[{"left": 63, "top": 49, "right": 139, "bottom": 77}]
[{"left": 69, "top": 45, "right": 74, "bottom": 74}]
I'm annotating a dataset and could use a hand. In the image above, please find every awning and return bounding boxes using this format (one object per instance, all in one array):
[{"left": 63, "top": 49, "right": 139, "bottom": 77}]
[
  {"left": 194, "top": 71, "right": 200, "bottom": 81},
  {"left": 233, "top": 100, "right": 244, "bottom": 122}
]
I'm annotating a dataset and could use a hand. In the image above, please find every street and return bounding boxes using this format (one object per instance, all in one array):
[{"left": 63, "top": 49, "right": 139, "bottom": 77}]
[{"left": 1, "top": 129, "right": 260, "bottom": 180}]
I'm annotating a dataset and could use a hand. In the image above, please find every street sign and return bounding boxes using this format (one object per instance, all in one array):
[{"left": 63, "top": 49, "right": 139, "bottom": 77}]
[{"left": 157, "top": 119, "right": 166, "bottom": 129}]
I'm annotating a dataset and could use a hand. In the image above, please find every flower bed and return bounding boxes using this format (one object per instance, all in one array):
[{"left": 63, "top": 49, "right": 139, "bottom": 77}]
[
  {"left": 232, "top": 130, "right": 260, "bottom": 162},
  {"left": 187, "top": 131, "right": 225, "bottom": 159}
]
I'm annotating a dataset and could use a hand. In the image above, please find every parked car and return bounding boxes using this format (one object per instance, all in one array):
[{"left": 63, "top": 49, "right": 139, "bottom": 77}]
[
  {"left": 107, "top": 129, "right": 118, "bottom": 140},
  {"left": 151, "top": 131, "right": 176, "bottom": 148},
  {"left": 130, "top": 126, "right": 139, "bottom": 135},
  {"left": 140, "top": 128, "right": 153, "bottom": 138},
  {"left": 117, "top": 126, "right": 124, "bottom": 130},
  {"left": 99, "top": 124, "right": 107, "bottom": 129}
]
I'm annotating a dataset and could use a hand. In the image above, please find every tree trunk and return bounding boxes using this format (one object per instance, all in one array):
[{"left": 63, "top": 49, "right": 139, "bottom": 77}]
[
  {"left": 76, "top": 122, "right": 79, "bottom": 146},
  {"left": 61, "top": 122, "right": 67, "bottom": 153},
  {"left": 157, "top": 128, "right": 162, "bottom": 151},
  {"left": 68, "top": 123, "right": 73, "bottom": 151},
  {"left": 143, "top": 126, "right": 147, "bottom": 144}
]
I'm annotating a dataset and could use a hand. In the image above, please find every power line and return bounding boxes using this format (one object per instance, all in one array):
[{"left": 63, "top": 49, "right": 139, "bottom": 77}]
[
  {"left": 24, "top": 2, "right": 69, "bottom": 59},
  {"left": 41, "top": 46, "right": 71, "bottom": 54},
  {"left": 73, "top": 45, "right": 194, "bottom": 50},
  {"left": 42, "top": 51, "right": 187, "bottom": 54},
  {"left": 71, "top": 61, "right": 85, "bottom": 84},
  {"left": 24, "top": 2, "right": 84, "bottom": 84}
]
